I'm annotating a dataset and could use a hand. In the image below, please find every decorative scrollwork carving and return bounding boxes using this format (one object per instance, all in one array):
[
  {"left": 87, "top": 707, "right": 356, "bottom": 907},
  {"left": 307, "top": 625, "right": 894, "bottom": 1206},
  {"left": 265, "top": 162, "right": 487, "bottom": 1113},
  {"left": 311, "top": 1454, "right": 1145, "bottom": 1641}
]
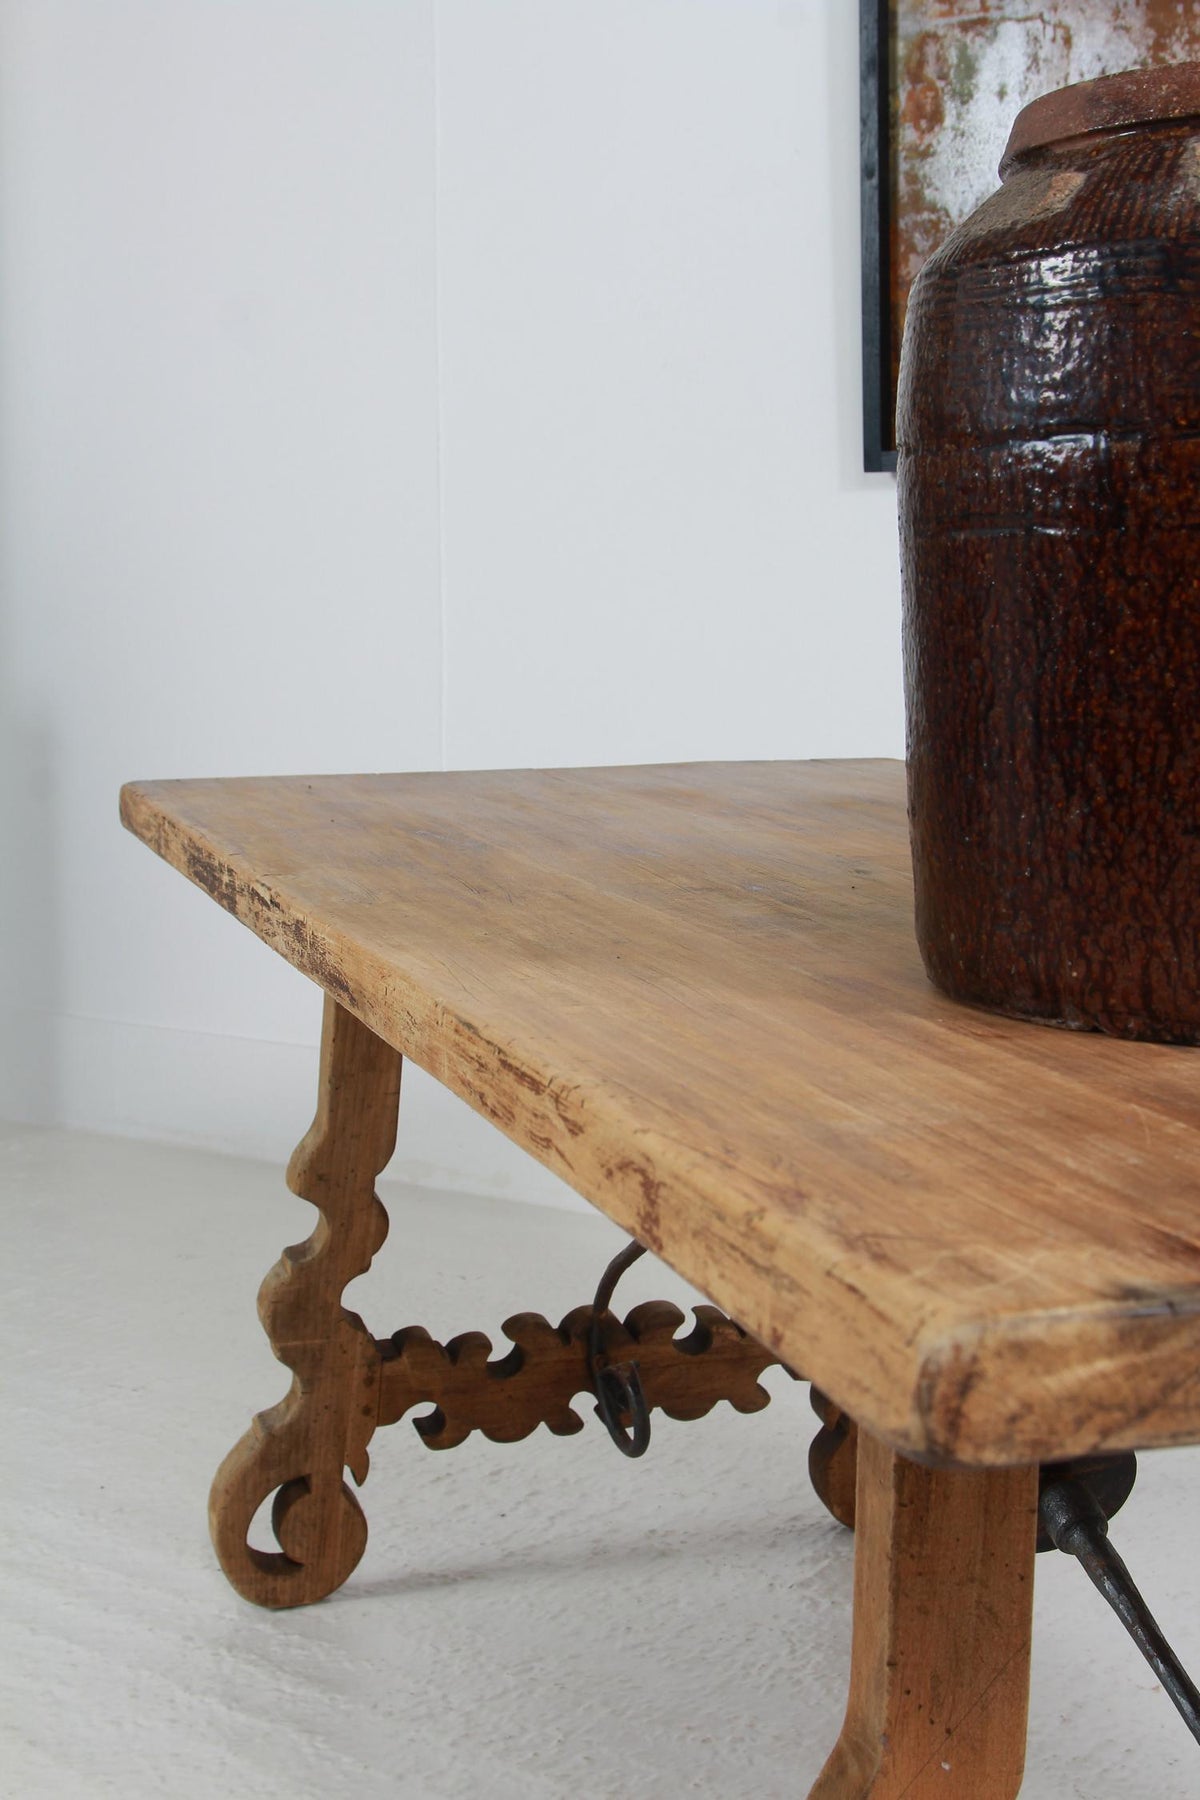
[
  {"left": 208, "top": 999, "right": 402, "bottom": 1610},
  {"left": 206, "top": 1002, "right": 826, "bottom": 1612},
  {"left": 376, "top": 1299, "right": 794, "bottom": 1448}
]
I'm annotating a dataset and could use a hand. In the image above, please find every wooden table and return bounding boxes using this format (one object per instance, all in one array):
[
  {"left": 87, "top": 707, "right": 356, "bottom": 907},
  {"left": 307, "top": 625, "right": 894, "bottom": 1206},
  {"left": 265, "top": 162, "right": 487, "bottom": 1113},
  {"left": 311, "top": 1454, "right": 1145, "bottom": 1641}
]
[{"left": 121, "top": 758, "right": 1200, "bottom": 1798}]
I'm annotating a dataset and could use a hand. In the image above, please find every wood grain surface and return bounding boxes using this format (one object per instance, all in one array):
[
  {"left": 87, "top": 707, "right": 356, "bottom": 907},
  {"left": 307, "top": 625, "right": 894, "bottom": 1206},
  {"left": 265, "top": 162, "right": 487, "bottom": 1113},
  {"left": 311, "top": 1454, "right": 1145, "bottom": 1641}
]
[
  {"left": 810, "top": 1432, "right": 1037, "bottom": 1799},
  {"left": 121, "top": 760, "right": 1200, "bottom": 1466}
]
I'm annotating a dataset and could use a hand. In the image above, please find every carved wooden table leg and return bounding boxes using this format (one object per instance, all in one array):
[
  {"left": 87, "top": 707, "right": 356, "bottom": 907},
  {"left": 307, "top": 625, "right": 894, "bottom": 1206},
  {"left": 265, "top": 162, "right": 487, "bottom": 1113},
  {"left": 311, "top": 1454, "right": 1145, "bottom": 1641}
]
[
  {"left": 809, "top": 1387, "right": 859, "bottom": 1531},
  {"left": 809, "top": 1430, "right": 1038, "bottom": 1800},
  {"left": 209, "top": 997, "right": 402, "bottom": 1609}
]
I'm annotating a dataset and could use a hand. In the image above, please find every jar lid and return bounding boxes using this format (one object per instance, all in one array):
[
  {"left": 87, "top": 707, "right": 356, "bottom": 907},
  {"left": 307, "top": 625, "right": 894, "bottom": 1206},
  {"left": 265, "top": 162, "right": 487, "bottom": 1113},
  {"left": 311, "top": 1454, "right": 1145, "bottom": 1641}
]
[{"left": 1000, "top": 61, "right": 1200, "bottom": 177}]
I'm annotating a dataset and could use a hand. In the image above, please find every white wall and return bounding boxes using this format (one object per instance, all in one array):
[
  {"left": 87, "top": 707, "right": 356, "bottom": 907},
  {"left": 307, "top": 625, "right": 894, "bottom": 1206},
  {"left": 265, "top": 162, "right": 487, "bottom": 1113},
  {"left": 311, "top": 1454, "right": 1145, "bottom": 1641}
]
[
  {"left": 438, "top": 0, "right": 902, "bottom": 770},
  {"left": 0, "top": 1, "right": 902, "bottom": 1208}
]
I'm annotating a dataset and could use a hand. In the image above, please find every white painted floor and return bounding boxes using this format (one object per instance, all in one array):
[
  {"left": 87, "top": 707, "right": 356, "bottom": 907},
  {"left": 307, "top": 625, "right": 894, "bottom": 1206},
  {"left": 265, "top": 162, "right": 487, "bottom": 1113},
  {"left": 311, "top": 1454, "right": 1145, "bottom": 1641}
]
[{"left": 2, "top": 1120, "right": 1199, "bottom": 1798}]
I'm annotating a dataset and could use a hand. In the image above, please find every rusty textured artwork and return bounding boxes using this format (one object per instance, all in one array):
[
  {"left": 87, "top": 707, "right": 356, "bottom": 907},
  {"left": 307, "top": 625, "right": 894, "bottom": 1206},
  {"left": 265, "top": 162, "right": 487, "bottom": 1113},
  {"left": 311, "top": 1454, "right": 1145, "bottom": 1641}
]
[{"left": 889, "top": 1, "right": 1200, "bottom": 417}]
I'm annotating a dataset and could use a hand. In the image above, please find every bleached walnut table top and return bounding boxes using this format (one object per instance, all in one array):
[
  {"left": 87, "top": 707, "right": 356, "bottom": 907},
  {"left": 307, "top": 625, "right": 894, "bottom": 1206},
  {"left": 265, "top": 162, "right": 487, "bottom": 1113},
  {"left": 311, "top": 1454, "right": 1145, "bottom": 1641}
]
[{"left": 120, "top": 758, "right": 1200, "bottom": 1469}]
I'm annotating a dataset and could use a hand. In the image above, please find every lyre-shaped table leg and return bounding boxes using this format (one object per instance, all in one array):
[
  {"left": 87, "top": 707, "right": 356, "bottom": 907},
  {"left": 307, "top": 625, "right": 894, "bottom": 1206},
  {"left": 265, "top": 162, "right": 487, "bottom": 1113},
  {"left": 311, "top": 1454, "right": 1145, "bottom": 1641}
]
[
  {"left": 810, "top": 1430, "right": 1038, "bottom": 1799},
  {"left": 209, "top": 997, "right": 402, "bottom": 1608}
]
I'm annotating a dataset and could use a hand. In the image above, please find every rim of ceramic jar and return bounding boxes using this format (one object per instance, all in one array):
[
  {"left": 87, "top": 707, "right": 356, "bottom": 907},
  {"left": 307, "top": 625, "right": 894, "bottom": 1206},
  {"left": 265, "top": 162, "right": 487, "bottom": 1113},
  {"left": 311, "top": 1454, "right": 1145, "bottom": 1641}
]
[{"left": 1000, "top": 61, "right": 1200, "bottom": 178}]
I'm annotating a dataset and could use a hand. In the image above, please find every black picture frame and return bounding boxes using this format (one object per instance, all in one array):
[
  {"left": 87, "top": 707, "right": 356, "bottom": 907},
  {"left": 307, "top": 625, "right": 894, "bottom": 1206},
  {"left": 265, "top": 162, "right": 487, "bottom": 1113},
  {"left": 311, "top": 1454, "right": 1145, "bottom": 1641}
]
[{"left": 860, "top": 0, "right": 896, "bottom": 474}]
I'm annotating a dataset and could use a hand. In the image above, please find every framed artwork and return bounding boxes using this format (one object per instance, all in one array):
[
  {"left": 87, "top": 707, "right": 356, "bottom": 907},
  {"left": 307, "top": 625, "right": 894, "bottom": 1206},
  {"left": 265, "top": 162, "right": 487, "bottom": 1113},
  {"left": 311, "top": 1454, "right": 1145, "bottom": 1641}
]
[{"left": 860, "top": 0, "right": 1200, "bottom": 472}]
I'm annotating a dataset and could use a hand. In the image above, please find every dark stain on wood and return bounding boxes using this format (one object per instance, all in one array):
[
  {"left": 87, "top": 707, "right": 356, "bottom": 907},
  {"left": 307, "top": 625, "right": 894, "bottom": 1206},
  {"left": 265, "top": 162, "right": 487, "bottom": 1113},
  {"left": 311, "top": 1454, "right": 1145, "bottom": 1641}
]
[
  {"left": 183, "top": 842, "right": 240, "bottom": 915},
  {"left": 605, "top": 1157, "right": 665, "bottom": 1252},
  {"left": 915, "top": 1338, "right": 985, "bottom": 1461},
  {"left": 551, "top": 1083, "right": 586, "bottom": 1139},
  {"left": 494, "top": 1047, "right": 549, "bottom": 1096}
]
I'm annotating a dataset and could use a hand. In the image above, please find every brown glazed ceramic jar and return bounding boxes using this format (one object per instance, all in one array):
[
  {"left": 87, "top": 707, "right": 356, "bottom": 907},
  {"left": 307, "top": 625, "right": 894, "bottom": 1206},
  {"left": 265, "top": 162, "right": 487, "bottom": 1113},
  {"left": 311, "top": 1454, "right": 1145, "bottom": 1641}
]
[{"left": 899, "top": 64, "right": 1200, "bottom": 1043}]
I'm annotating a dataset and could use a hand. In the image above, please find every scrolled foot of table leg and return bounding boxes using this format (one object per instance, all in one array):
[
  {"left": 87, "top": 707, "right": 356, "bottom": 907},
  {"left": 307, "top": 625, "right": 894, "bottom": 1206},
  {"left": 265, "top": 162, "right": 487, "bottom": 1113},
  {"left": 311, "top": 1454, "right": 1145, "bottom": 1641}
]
[
  {"left": 209, "top": 1410, "right": 372, "bottom": 1610},
  {"left": 271, "top": 1475, "right": 367, "bottom": 1575}
]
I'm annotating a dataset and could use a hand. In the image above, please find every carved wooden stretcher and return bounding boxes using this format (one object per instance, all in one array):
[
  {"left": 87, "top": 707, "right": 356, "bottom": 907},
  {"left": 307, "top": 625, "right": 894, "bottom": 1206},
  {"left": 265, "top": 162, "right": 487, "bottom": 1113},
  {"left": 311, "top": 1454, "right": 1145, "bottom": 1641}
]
[{"left": 121, "top": 760, "right": 1200, "bottom": 1797}]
